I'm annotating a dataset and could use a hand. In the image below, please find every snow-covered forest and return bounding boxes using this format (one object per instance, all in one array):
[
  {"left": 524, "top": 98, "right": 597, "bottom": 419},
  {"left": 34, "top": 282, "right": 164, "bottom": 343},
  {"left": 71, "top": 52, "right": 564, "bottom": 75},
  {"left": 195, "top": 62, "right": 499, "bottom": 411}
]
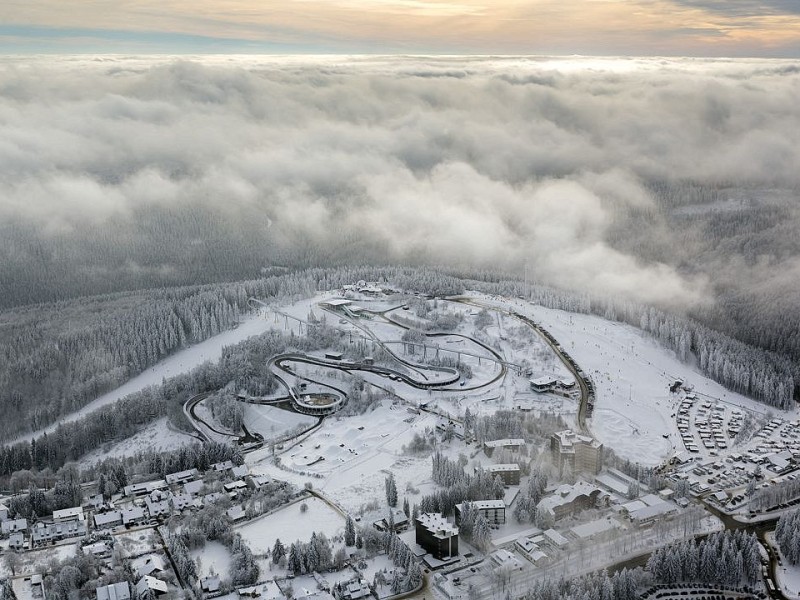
[
  {"left": 776, "top": 508, "right": 800, "bottom": 564},
  {"left": 646, "top": 530, "right": 762, "bottom": 586}
]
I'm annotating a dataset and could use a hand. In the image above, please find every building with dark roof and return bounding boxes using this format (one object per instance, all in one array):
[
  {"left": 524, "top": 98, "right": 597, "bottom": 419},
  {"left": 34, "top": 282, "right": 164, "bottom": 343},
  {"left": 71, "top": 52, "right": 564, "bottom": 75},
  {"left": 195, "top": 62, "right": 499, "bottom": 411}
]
[{"left": 415, "top": 513, "right": 458, "bottom": 560}]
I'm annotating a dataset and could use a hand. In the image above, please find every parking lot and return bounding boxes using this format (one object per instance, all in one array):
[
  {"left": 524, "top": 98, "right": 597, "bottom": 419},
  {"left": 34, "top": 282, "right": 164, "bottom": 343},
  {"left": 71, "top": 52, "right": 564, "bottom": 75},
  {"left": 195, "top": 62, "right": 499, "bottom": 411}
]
[{"left": 668, "top": 394, "right": 800, "bottom": 507}]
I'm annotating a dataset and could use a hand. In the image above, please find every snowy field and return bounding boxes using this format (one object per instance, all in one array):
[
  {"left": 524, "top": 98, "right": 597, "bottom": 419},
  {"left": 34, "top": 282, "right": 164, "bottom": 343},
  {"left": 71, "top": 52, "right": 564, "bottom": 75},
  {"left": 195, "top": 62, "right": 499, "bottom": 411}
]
[
  {"left": 0, "top": 542, "right": 77, "bottom": 577},
  {"left": 10, "top": 314, "right": 278, "bottom": 445},
  {"left": 236, "top": 497, "right": 346, "bottom": 555},
  {"left": 191, "top": 541, "right": 233, "bottom": 578},
  {"left": 114, "top": 528, "right": 162, "bottom": 558},
  {"left": 248, "top": 400, "right": 439, "bottom": 513},
  {"left": 242, "top": 404, "right": 316, "bottom": 441},
  {"left": 79, "top": 417, "right": 198, "bottom": 467}
]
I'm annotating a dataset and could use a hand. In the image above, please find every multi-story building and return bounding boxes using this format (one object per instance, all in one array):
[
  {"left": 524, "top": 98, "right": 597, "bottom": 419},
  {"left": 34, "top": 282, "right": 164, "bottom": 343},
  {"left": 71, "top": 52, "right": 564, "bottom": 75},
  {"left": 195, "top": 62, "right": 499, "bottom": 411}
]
[
  {"left": 550, "top": 430, "right": 603, "bottom": 475},
  {"left": 454, "top": 500, "right": 506, "bottom": 526},
  {"left": 536, "top": 482, "right": 609, "bottom": 521},
  {"left": 483, "top": 438, "right": 525, "bottom": 457},
  {"left": 485, "top": 464, "right": 521, "bottom": 486},
  {"left": 415, "top": 513, "right": 459, "bottom": 560}
]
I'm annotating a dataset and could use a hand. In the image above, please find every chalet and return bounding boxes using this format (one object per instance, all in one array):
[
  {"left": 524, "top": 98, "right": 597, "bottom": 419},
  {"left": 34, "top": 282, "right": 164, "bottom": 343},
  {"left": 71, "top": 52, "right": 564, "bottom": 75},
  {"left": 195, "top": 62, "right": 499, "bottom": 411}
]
[
  {"left": 227, "top": 505, "right": 247, "bottom": 522},
  {"left": 165, "top": 469, "right": 199, "bottom": 486},
  {"left": 145, "top": 490, "right": 172, "bottom": 518},
  {"left": 135, "top": 555, "right": 166, "bottom": 578},
  {"left": 1, "top": 518, "right": 27, "bottom": 535},
  {"left": 237, "top": 582, "right": 283, "bottom": 599},
  {"left": 94, "top": 511, "right": 123, "bottom": 529},
  {"left": 97, "top": 582, "right": 131, "bottom": 600},
  {"left": 9, "top": 532, "right": 25, "bottom": 550},
  {"left": 124, "top": 480, "right": 167, "bottom": 497},
  {"left": 183, "top": 480, "right": 204, "bottom": 497},
  {"left": 201, "top": 577, "right": 221, "bottom": 594},
  {"left": 53, "top": 506, "right": 85, "bottom": 523},
  {"left": 515, "top": 537, "right": 549, "bottom": 566},
  {"left": 84, "top": 542, "right": 111, "bottom": 559},
  {"left": 339, "top": 578, "right": 371, "bottom": 600},
  {"left": 489, "top": 549, "right": 524, "bottom": 571},
  {"left": 121, "top": 506, "right": 147, "bottom": 527},
  {"left": 372, "top": 508, "right": 409, "bottom": 532},
  {"left": 135, "top": 576, "right": 168, "bottom": 599},
  {"left": 171, "top": 493, "right": 196, "bottom": 512},
  {"left": 224, "top": 480, "right": 248, "bottom": 494},
  {"left": 211, "top": 460, "right": 235, "bottom": 472},
  {"left": 231, "top": 465, "right": 249, "bottom": 479}
]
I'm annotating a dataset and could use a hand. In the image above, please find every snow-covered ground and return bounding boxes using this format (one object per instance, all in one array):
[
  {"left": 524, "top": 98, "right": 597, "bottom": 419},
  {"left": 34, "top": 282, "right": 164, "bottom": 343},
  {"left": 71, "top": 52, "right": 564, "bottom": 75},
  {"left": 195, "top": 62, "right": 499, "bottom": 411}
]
[
  {"left": 236, "top": 497, "right": 346, "bottom": 555},
  {"left": 242, "top": 404, "right": 316, "bottom": 441},
  {"left": 247, "top": 400, "right": 439, "bottom": 513},
  {"left": 0, "top": 542, "right": 78, "bottom": 577},
  {"left": 767, "top": 532, "right": 800, "bottom": 599},
  {"left": 10, "top": 314, "right": 278, "bottom": 445},
  {"left": 79, "top": 417, "right": 198, "bottom": 467},
  {"left": 191, "top": 541, "right": 233, "bottom": 578},
  {"left": 114, "top": 528, "right": 162, "bottom": 558}
]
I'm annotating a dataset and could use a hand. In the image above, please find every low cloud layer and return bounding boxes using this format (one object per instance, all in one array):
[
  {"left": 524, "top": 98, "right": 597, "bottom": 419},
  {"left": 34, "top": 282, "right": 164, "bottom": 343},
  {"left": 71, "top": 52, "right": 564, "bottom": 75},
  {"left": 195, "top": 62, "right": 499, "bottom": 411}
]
[{"left": 1, "top": 56, "right": 799, "bottom": 311}]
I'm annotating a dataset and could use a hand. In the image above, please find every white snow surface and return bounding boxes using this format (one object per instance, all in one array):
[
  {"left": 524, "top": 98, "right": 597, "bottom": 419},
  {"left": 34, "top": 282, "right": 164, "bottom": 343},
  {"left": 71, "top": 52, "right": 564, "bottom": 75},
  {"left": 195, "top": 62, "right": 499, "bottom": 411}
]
[
  {"left": 79, "top": 417, "right": 197, "bottom": 467},
  {"left": 768, "top": 532, "right": 800, "bottom": 599},
  {"left": 236, "top": 497, "right": 345, "bottom": 555},
  {"left": 191, "top": 541, "right": 233, "bottom": 578}
]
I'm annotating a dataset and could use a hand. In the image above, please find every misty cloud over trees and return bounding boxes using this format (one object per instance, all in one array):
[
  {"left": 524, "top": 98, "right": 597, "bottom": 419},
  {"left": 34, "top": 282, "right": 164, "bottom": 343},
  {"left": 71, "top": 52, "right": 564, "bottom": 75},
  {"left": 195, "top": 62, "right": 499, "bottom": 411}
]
[{"left": 1, "top": 56, "right": 799, "bottom": 365}]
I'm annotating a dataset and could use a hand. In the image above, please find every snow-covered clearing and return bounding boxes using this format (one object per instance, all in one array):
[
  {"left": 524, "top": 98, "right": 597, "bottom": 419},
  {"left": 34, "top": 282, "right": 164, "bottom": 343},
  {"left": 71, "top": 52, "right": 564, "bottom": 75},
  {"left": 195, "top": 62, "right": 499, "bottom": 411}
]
[
  {"left": 11, "top": 314, "right": 277, "bottom": 445},
  {"left": 114, "top": 528, "right": 161, "bottom": 558},
  {"left": 79, "top": 417, "right": 197, "bottom": 467},
  {"left": 236, "top": 497, "right": 345, "bottom": 555},
  {"left": 247, "top": 400, "right": 440, "bottom": 514},
  {"left": 0, "top": 542, "right": 77, "bottom": 577},
  {"left": 242, "top": 405, "right": 316, "bottom": 441},
  {"left": 191, "top": 541, "right": 233, "bottom": 579}
]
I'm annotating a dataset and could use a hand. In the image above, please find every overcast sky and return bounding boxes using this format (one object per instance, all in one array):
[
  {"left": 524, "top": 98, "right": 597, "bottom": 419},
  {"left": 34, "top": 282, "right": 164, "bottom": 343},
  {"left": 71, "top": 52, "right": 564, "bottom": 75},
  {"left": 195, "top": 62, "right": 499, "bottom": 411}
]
[{"left": 1, "top": 0, "right": 799, "bottom": 56}]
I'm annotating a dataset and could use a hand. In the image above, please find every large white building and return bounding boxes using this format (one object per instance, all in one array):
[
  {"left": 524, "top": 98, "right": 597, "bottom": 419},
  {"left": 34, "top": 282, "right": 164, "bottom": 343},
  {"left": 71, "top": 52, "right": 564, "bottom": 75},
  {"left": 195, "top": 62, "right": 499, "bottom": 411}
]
[
  {"left": 537, "top": 481, "right": 609, "bottom": 521},
  {"left": 550, "top": 430, "right": 603, "bottom": 475}
]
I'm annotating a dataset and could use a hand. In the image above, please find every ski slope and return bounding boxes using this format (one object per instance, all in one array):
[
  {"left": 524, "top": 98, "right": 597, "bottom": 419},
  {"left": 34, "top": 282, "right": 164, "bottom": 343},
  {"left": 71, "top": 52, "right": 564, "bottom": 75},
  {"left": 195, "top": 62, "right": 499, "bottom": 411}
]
[{"left": 473, "top": 294, "right": 785, "bottom": 466}]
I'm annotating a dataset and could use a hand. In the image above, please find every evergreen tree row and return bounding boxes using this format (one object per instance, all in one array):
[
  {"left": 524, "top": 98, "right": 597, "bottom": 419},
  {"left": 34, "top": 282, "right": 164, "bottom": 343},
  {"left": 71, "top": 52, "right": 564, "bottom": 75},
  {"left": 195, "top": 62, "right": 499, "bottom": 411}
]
[
  {"left": 775, "top": 508, "right": 800, "bottom": 564},
  {"left": 646, "top": 530, "right": 761, "bottom": 586}
]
